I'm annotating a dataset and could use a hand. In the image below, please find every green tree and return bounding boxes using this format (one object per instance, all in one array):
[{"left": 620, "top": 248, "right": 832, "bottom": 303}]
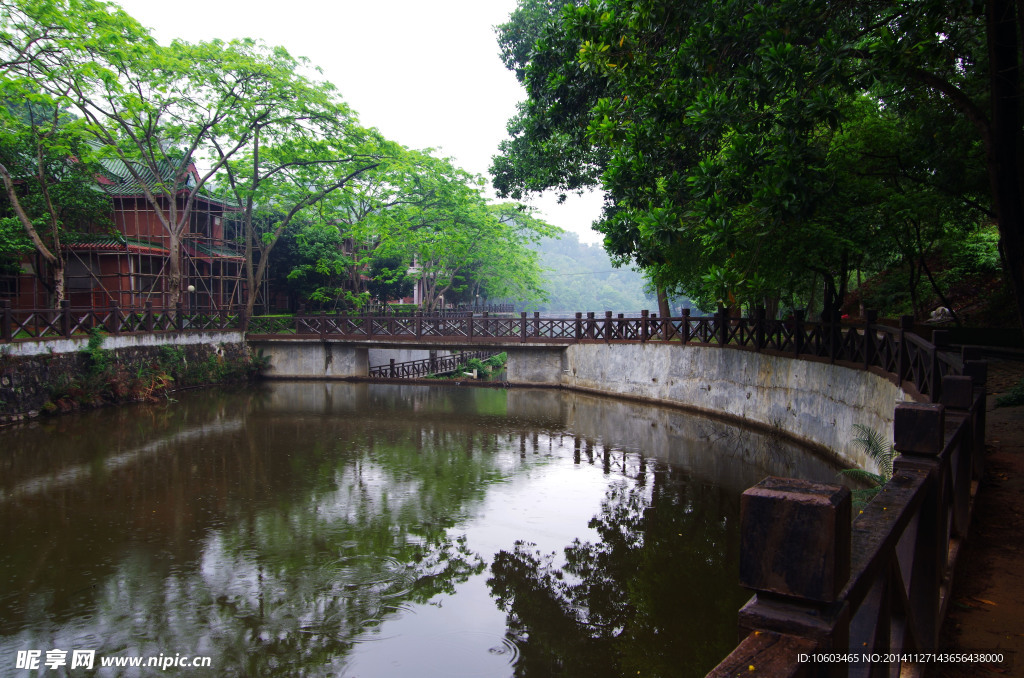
[
  {"left": 0, "top": 98, "right": 111, "bottom": 306},
  {"left": 376, "top": 155, "right": 557, "bottom": 311},
  {"left": 210, "top": 43, "right": 397, "bottom": 318},
  {"left": 495, "top": 0, "right": 1024, "bottom": 325}
]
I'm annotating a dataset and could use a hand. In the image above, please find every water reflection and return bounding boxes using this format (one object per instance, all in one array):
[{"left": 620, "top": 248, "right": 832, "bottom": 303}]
[{"left": 0, "top": 383, "right": 845, "bottom": 676}]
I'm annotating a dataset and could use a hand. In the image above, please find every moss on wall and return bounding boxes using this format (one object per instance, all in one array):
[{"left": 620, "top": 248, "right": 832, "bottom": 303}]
[{"left": 0, "top": 332, "right": 265, "bottom": 423}]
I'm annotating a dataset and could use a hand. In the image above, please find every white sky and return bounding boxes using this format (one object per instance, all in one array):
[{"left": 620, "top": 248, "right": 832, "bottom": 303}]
[{"left": 111, "top": 0, "right": 606, "bottom": 244}]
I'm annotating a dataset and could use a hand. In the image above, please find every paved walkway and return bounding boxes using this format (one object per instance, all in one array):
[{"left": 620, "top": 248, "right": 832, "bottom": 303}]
[{"left": 938, "top": 357, "right": 1024, "bottom": 676}]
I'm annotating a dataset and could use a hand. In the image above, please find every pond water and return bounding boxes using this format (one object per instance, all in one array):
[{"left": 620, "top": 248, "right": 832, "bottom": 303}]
[{"left": 0, "top": 383, "right": 847, "bottom": 677}]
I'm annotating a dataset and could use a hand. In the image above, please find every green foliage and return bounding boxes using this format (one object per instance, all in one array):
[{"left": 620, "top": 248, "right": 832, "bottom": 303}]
[
  {"left": 494, "top": 0, "right": 1022, "bottom": 324},
  {"left": 996, "top": 378, "right": 1024, "bottom": 408},
  {"left": 82, "top": 326, "right": 109, "bottom": 376},
  {"left": 841, "top": 425, "right": 898, "bottom": 506},
  {"left": 366, "top": 255, "right": 415, "bottom": 303},
  {"left": 45, "top": 341, "right": 262, "bottom": 414}
]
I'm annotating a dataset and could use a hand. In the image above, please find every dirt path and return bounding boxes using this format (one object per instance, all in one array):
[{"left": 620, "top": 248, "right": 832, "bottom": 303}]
[{"left": 938, "top": 358, "right": 1024, "bottom": 676}]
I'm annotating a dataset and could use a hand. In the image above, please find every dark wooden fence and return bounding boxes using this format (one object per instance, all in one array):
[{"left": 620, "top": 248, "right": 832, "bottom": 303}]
[
  {"left": 245, "top": 308, "right": 959, "bottom": 404},
  {"left": 367, "top": 350, "right": 501, "bottom": 379},
  {"left": 709, "top": 364, "right": 988, "bottom": 677},
  {"left": 3, "top": 302, "right": 966, "bottom": 407},
  {"left": 0, "top": 300, "right": 240, "bottom": 341},
  {"left": 2, "top": 299, "right": 987, "bottom": 673}
]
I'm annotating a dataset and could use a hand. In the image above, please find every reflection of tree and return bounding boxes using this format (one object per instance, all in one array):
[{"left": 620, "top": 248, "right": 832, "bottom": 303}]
[{"left": 488, "top": 466, "right": 749, "bottom": 678}]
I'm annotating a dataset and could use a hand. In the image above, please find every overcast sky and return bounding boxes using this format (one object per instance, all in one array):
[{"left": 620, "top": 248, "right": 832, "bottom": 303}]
[{"left": 111, "top": 0, "right": 605, "bottom": 244}]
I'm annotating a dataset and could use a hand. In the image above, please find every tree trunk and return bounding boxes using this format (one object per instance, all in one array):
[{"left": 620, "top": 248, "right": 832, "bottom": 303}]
[
  {"left": 986, "top": 0, "right": 1024, "bottom": 329},
  {"left": 167, "top": 230, "right": 182, "bottom": 309},
  {"left": 0, "top": 161, "right": 63, "bottom": 308},
  {"left": 656, "top": 283, "right": 674, "bottom": 338}
]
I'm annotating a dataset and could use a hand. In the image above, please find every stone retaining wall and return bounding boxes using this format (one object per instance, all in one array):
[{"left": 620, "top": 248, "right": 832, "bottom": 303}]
[
  {"left": 0, "top": 332, "right": 248, "bottom": 423},
  {"left": 559, "top": 343, "right": 913, "bottom": 471}
]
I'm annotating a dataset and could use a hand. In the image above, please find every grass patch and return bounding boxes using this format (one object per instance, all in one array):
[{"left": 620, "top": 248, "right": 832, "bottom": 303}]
[{"left": 996, "top": 378, "right": 1024, "bottom": 408}]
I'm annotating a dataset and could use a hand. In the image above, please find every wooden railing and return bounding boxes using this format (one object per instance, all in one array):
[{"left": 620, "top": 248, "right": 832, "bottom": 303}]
[
  {"left": 246, "top": 308, "right": 960, "bottom": 403},
  {"left": 0, "top": 300, "right": 241, "bottom": 341},
  {"left": 708, "top": 361, "right": 989, "bottom": 677},
  {"left": 367, "top": 350, "right": 501, "bottom": 379},
  {"left": 299, "top": 303, "right": 515, "bottom": 317},
  {"left": 3, "top": 298, "right": 988, "bottom": 673}
]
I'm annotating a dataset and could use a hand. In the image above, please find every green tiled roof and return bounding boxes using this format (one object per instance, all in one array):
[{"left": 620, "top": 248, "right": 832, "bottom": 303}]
[
  {"left": 96, "top": 156, "right": 240, "bottom": 209},
  {"left": 62, "top": 233, "right": 169, "bottom": 254},
  {"left": 185, "top": 239, "right": 244, "bottom": 261}
]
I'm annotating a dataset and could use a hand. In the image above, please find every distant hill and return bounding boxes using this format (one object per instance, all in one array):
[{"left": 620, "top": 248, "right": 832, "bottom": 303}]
[{"left": 525, "top": 232, "right": 653, "bottom": 313}]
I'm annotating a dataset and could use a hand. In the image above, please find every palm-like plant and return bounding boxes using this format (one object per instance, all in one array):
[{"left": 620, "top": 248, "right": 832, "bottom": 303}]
[{"left": 841, "top": 425, "right": 898, "bottom": 506}]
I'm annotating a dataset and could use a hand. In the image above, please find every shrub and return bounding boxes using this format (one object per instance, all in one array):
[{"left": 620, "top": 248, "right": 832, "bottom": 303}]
[
  {"left": 996, "top": 378, "right": 1024, "bottom": 408},
  {"left": 840, "top": 425, "right": 898, "bottom": 506}
]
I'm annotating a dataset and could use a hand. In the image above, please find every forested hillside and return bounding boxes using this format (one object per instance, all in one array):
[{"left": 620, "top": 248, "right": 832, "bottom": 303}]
[{"left": 527, "top": 232, "right": 669, "bottom": 314}]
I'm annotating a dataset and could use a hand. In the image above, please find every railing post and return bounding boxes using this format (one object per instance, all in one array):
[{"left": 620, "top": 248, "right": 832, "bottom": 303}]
[
  {"left": 574, "top": 312, "right": 582, "bottom": 342},
  {"left": 143, "top": 301, "right": 154, "bottom": 333},
  {"left": 736, "top": 478, "right": 852, "bottom": 673},
  {"left": 896, "top": 315, "right": 913, "bottom": 386},
  {"left": 238, "top": 305, "right": 248, "bottom": 332},
  {"left": 467, "top": 312, "right": 474, "bottom": 340},
  {"left": 520, "top": 311, "right": 527, "bottom": 342},
  {"left": 929, "top": 330, "right": 950, "bottom": 402},
  {"left": 862, "top": 310, "right": 877, "bottom": 370},
  {"left": 754, "top": 306, "right": 766, "bottom": 351},
  {"left": 639, "top": 309, "right": 648, "bottom": 342},
  {"left": 106, "top": 300, "right": 120, "bottom": 335},
  {"left": 533, "top": 311, "right": 539, "bottom": 338},
  {"left": 828, "top": 310, "right": 841, "bottom": 363},
  {"left": 60, "top": 300, "right": 72, "bottom": 337},
  {"left": 892, "top": 402, "right": 946, "bottom": 651},
  {"left": 962, "top": 347, "right": 988, "bottom": 481},
  {"left": 1, "top": 300, "right": 11, "bottom": 343},
  {"left": 320, "top": 311, "right": 327, "bottom": 341},
  {"left": 586, "top": 311, "right": 595, "bottom": 339},
  {"left": 940, "top": 374, "right": 977, "bottom": 538},
  {"left": 680, "top": 308, "right": 690, "bottom": 344},
  {"left": 716, "top": 306, "right": 728, "bottom": 346},
  {"left": 604, "top": 311, "right": 613, "bottom": 342},
  {"left": 389, "top": 358, "right": 396, "bottom": 379},
  {"left": 793, "top": 309, "right": 805, "bottom": 357},
  {"left": 175, "top": 302, "right": 184, "bottom": 331},
  {"left": 415, "top": 311, "right": 422, "bottom": 339}
]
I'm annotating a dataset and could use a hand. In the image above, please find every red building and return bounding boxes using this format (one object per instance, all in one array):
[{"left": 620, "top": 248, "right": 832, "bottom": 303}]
[{"left": 2, "top": 158, "right": 245, "bottom": 312}]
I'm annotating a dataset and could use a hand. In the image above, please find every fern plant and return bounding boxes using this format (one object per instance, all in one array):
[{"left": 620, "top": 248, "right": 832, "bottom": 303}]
[{"left": 841, "top": 424, "right": 898, "bottom": 506}]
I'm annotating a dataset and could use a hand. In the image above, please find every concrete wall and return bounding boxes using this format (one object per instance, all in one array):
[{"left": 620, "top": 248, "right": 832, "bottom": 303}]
[
  {"left": 250, "top": 340, "right": 368, "bottom": 379},
  {"left": 0, "top": 331, "right": 249, "bottom": 422},
  {"left": 505, "top": 347, "right": 566, "bottom": 385},
  {"left": 557, "top": 343, "right": 912, "bottom": 471},
  {"left": 2, "top": 330, "right": 245, "bottom": 357}
]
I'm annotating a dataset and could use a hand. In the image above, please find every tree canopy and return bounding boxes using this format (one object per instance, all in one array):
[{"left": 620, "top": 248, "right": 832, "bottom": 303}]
[
  {"left": 493, "top": 0, "right": 1023, "bottom": 326},
  {"left": 0, "top": 0, "right": 554, "bottom": 313}
]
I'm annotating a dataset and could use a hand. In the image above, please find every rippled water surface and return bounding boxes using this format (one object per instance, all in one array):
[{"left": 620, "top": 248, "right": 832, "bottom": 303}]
[{"left": 0, "top": 383, "right": 847, "bottom": 676}]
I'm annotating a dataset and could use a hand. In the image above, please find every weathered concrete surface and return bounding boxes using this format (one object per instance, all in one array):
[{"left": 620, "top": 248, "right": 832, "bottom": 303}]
[
  {"left": 3, "top": 330, "right": 245, "bottom": 357},
  {"left": 505, "top": 347, "right": 566, "bottom": 385},
  {"left": 506, "top": 388, "right": 846, "bottom": 493},
  {"left": 250, "top": 339, "right": 368, "bottom": 379},
  {"left": 0, "top": 332, "right": 249, "bottom": 422},
  {"left": 561, "top": 343, "right": 912, "bottom": 471}
]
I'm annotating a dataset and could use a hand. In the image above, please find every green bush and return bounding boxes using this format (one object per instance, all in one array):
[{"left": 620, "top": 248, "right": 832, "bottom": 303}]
[
  {"left": 840, "top": 425, "right": 898, "bottom": 507},
  {"left": 996, "top": 378, "right": 1024, "bottom": 408}
]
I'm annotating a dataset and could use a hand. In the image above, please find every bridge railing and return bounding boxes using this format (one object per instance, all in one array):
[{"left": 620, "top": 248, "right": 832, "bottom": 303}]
[
  {"left": 0, "top": 300, "right": 241, "bottom": 341},
  {"left": 251, "top": 308, "right": 956, "bottom": 402},
  {"left": 367, "top": 350, "right": 501, "bottom": 379},
  {"left": 709, "top": 364, "right": 987, "bottom": 678}
]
